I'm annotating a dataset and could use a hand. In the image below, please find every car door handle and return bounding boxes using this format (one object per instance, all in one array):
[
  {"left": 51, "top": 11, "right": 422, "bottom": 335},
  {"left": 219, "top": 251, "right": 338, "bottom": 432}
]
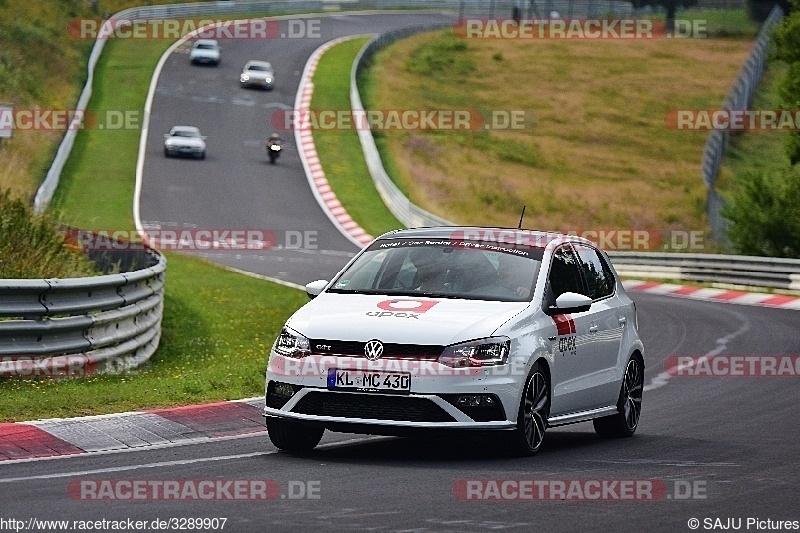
[
  {"left": 589, "top": 325, "right": 599, "bottom": 334},
  {"left": 618, "top": 317, "right": 627, "bottom": 325}
]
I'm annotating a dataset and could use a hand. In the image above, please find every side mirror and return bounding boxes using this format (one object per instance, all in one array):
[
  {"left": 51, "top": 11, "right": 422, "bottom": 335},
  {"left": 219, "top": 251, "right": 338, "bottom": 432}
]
[
  {"left": 547, "top": 292, "right": 592, "bottom": 315},
  {"left": 305, "top": 279, "right": 328, "bottom": 299}
]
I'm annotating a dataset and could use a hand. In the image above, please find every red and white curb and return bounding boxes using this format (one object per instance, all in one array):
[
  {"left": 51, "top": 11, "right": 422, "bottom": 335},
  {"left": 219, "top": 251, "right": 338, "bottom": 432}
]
[
  {"left": 0, "top": 398, "right": 266, "bottom": 463},
  {"left": 295, "top": 35, "right": 376, "bottom": 249},
  {"left": 623, "top": 280, "right": 800, "bottom": 310}
]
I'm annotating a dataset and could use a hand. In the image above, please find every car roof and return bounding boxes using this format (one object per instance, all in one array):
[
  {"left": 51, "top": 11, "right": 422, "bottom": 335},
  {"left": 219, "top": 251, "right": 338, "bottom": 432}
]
[
  {"left": 374, "top": 226, "right": 596, "bottom": 249},
  {"left": 244, "top": 60, "right": 272, "bottom": 69},
  {"left": 193, "top": 39, "right": 219, "bottom": 46},
  {"left": 169, "top": 125, "right": 201, "bottom": 134}
]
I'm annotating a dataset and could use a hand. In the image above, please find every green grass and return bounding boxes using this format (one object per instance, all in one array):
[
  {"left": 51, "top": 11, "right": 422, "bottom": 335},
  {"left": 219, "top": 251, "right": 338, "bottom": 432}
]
[
  {"left": 310, "top": 37, "right": 405, "bottom": 237},
  {"left": 0, "top": 253, "right": 307, "bottom": 422},
  {"left": 51, "top": 38, "right": 171, "bottom": 229},
  {"left": 676, "top": 9, "right": 761, "bottom": 38}
]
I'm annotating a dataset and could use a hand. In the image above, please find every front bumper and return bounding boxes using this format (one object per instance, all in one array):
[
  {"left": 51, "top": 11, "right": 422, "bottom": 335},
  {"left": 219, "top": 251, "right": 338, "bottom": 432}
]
[
  {"left": 264, "top": 352, "right": 525, "bottom": 432},
  {"left": 191, "top": 55, "right": 219, "bottom": 64},
  {"left": 166, "top": 144, "right": 203, "bottom": 156},
  {"left": 242, "top": 78, "right": 273, "bottom": 88}
]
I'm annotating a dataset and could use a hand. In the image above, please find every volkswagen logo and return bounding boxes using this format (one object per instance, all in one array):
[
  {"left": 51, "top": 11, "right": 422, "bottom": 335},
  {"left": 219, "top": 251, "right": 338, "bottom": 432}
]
[{"left": 364, "top": 339, "right": 384, "bottom": 361}]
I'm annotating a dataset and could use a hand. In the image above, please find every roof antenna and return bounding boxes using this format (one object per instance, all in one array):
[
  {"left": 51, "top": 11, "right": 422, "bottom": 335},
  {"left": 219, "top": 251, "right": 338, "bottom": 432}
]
[{"left": 517, "top": 205, "right": 526, "bottom": 229}]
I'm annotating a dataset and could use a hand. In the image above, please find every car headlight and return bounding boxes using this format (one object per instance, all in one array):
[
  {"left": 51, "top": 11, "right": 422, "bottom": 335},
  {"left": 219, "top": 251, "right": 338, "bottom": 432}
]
[
  {"left": 240, "top": 74, "right": 249, "bottom": 82},
  {"left": 439, "top": 337, "right": 510, "bottom": 367},
  {"left": 265, "top": 77, "right": 272, "bottom": 83},
  {"left": 274, "top": 327, "right": 311, "bottom": 358}
]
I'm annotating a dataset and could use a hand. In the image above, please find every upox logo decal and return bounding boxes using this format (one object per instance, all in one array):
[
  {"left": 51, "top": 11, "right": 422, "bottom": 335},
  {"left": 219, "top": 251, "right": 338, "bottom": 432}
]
[
  {"left": 366, "top": 299, "right": 439, "bottom": 319},
  {"left": 377, "top": 300, "right": 438, "bottom": 313}
]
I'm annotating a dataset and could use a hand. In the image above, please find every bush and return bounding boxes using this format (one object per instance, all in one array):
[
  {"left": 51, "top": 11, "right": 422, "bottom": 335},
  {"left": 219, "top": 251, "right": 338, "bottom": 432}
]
[
  {"left": 723, "top": 167, "right": 800, "bottom": 258},
  {"left": 0, "top": 190, "right": 99, "bottom": 278},
  {"left": 771, "top": 0, "right": 800, "bottom": 162}
]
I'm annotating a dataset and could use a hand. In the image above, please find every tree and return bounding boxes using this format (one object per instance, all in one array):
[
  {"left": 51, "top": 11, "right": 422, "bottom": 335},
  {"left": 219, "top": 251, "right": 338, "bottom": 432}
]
[
  {"left": 631, "top": 0, "right": 698, "bottom": 35},
  {"left": 747, "top": 0, "right": 792, "bottom": 21},
  {"left": 772, "top": 0, "right": 800, "bottom": 164},
  {"left": 723, "top": 167, "right": 800, "bottom": 258}
]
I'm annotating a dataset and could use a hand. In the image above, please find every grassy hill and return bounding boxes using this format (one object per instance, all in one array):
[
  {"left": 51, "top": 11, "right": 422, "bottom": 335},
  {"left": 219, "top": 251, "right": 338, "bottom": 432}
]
[
  {"left": 362, "top": 21, "right": 757, "bottom": 235},
  {"left": 0, "top": 0, "right": 186, "bottom": 200}
]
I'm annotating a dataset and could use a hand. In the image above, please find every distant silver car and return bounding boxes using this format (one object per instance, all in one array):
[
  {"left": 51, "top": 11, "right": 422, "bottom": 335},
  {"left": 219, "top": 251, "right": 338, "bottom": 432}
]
[
  {"left": 163, "top": 126, "right": 206, "bottom": 159},
  {"left": 189, "top": 39, "right": 220, "bottom": 65},
  {"left": 240, "top": 60, "right": 274, "bottom": 89}
]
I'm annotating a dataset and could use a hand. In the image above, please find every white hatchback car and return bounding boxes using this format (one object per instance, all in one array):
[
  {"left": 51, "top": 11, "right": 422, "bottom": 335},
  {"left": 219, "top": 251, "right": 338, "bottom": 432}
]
[
  {"left": 239, "top": 60, "right": 274, "bottom": 89},
  {"left": 264, "top": 227, "right": 644, "bottom": 456},
  {"left": 189, "top": 39, "right": 220, "bottom": 65},
  {"left": 163, "top": 126, "right": 206, "bottom": 159}
]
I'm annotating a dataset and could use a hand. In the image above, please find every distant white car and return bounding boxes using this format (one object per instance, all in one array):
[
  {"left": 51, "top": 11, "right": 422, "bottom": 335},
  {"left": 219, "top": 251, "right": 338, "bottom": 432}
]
[
  {"left": 240, "top": 60, "right": 274, "bottom": 89},
  {"left": 264, "top": 227, "right": 645, "bottom": 456},
  {"left": 189, "top": 39, "right": 220, "bottom": 65},
  {"left": 163, "top": 126, "right": 206, "bottom": 159}
]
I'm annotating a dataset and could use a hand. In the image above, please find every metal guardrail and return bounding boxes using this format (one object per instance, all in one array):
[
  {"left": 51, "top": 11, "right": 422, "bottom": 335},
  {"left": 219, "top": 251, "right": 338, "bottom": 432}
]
[
  {"left": 609, "top": 251, "right": 800, "bottom": 290},
  {"left": 701, "top": 4, "right": 783, "bottom": 243},
  {"left": 352, "top": 25, "right": 457, "bottom": 228},
  {"left": 0, "top": 247, "right": 166, "bottom": 378}
]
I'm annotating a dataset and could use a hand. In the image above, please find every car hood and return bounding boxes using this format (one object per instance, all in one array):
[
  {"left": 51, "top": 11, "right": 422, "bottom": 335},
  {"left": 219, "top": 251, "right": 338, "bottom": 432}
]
[
  {"left": 165, "top": 137, "right": 205, "bottom": 148},
  {"left": 286, "top": 293, "right": 529, "bottom": 345},
  {"left": 244, "top": 70, "right": 272, "bottom": 79},
  {"left": 191, "top": 49, "right": 219, "bottom": 57}
]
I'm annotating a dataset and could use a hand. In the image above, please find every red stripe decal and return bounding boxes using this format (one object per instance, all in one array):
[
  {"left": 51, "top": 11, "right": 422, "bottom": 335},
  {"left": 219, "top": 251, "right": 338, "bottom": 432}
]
[{"left": 552, "top": 314, "right": 575, "bottom": 336}]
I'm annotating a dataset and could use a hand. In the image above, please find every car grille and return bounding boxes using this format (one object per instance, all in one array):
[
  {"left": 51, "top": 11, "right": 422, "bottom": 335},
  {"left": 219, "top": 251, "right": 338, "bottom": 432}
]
[
  {"left": 292, "top": 391, "right": 456, "bottom": 423},
  {"left": 309, "top": 339, "right": 444, "bottom": 360}
]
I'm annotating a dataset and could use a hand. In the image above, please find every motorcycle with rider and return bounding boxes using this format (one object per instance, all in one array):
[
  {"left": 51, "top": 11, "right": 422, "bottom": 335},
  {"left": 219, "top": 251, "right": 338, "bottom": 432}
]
[{"left": 266, "top": 132, "right": 283, "bottom": 164}]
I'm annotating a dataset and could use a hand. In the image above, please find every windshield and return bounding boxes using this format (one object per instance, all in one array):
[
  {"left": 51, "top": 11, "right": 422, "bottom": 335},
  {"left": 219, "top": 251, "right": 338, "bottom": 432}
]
[
  {"left": 329, "top": 238, "right": 543, "bottom": 302},
  {"left": 247, "top": 65, "right": 271, "bottom": 72},
  {"left": 171, "top": 130, "right": 199, "bottom": 138},
  {"left": 196, "top": 44, "right": 217, "bottom": 50}
]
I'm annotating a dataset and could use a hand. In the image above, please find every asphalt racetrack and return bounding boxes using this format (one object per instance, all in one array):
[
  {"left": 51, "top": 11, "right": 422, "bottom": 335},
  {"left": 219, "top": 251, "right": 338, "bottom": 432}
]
[{"left": 3, "top": 12, "right": 798, "bottom": 533}]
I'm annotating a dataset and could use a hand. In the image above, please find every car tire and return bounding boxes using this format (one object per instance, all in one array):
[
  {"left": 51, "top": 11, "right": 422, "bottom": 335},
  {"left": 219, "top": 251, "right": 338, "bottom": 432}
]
[
  {"left": 198, "top": 151, "right": 205, "bottom": 160},
  {"left": 266, "top": 417, "right": 324, "bottom": 452},
  {"left": 164, "top": 147, "right": 171, "bottom": 157},
  {"left": 509, "top": 361, "right": 550, "bottom": 456},
  {"left": 593, "top": 354, "right": 643, "bottom": 438}
]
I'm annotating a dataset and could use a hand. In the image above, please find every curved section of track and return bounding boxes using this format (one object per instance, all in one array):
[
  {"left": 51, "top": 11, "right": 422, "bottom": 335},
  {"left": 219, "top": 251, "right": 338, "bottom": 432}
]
[{"left": 138, "top": 13, "right": 455, "bottom": 285}]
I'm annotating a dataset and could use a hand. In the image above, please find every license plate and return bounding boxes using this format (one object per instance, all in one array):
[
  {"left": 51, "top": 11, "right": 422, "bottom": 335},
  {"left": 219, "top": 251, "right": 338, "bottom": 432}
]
[{"left": 327, "top": 368, "right": 411, "bottom": 393}]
